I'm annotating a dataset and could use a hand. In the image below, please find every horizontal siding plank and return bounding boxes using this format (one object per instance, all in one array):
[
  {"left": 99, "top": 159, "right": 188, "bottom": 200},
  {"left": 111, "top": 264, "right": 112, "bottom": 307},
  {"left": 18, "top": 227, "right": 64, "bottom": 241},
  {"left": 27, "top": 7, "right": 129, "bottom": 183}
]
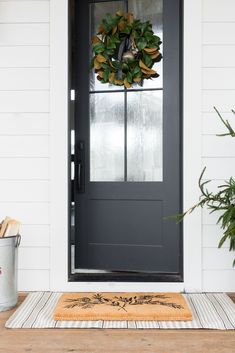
[
  {"left": 202, "top": 135, "right": 235, "bottom": 157},
  {"left": 0, "top": 136, "right": 49, "bottom": 157},
  {"left": 203, "top": 23, "right": 235, "bottom": 45},
  {"left": 0, "top": 91, "right": 49, "bottom": 112},
  {"left": 203, "top": 225, "right": 229, "bottom": 248},
  {"left": 18, "top": 247, "right": 49, "bottom": 270},
  {"left": 202, "top": 208, "right": 223, "bottom": 225},
  {"left": 0, "top": 1, "right": 49, "bottom": 23},
  {"left": 18, "top": 269, "right": 49, "bottom": 291},
  {"left": 203, "top": 248, "right": 235, "bottom": 270},
  {"left": 203, "top": 45, "right": 235, "bottom": 68},
  {"left": 203, "top": 68, "right": 235, "bottom": 89},
  {"left": 0, "top": 113, "right": 49, "bottom": 135},
  {"left": 0, "top": 68, "right": 49, "bottom": 90},
  {"left": 200, "top": 179, "right": 234, "bottom": 193},
  {"left": 20, "top": 225, "right": 50, "bottom": 247},
  {"left": 0, "top": 158, "right": 49, "bottom": 179},
  {"left": 0, "top": 23, "right": 49, "bottom": 45},
  {"left": 203, "top": 0, "right": 235, "bottom": 22},
  {"left": 202, "top": 157, "right": 235, "bottom": 179},
  {"left": 0, "top": 202, "right": 49, "bottom": 224},
  {"left": 202, "top": 112, "right": 235, "bottom": 135},
  {"left": 203, "top": 270, "right": 235, "bottom": 292},
  {"left": 0, "top": 46, "right": 49, "bottom": 67},
  {"left": 202, "top": 90, "right": 235, "bottom": 112},
  {"left": 0, "top": 180, "right": 49, "bottom": 201}
]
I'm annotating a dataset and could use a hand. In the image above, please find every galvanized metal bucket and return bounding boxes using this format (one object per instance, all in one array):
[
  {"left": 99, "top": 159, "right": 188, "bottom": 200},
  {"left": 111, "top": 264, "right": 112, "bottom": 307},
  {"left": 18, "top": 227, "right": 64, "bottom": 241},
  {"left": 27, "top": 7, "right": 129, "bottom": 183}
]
[{"left": 0, "top": 235, "right": 21, "bottom": 312}]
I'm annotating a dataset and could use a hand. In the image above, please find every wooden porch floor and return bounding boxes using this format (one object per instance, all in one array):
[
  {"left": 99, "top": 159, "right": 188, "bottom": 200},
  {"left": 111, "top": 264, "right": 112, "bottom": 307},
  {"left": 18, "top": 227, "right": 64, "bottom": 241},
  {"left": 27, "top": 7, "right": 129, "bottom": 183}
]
[{"left": 0, "top": 294, "right": 235, "bottom": 353}]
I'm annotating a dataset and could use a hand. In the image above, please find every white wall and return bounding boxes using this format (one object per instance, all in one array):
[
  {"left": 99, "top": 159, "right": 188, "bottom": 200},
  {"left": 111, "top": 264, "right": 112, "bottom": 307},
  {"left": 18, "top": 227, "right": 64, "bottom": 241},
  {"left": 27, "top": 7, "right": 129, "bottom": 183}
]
[
  {"left": 0, "top": 0, "right": 234, "bottom": 291},
  {"left": 0, "top": 0, "right": 50, "bottom": 290},
  {"left": 201, "top": 0, "right": 235, "bottom": 291}
]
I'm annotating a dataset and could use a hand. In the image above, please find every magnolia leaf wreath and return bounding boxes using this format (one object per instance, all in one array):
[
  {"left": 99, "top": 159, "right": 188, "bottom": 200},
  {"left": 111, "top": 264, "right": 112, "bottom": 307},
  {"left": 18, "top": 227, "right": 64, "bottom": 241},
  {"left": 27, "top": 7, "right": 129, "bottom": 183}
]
[{"left": 90, "top": 11, "right": 162, "bottom": 88}]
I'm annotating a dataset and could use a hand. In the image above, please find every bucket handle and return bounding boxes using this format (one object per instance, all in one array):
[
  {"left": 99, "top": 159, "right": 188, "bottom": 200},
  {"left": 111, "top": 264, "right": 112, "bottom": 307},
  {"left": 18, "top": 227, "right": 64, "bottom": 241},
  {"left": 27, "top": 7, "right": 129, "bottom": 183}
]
[{"left": 15, "top": 234, "right": 21, "bottom": 248}]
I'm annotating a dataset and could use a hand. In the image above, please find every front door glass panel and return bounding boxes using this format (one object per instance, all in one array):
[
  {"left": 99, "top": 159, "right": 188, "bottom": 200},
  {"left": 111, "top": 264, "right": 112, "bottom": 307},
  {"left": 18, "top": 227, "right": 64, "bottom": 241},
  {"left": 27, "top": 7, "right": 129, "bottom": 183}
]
[{"left": 89, "top": 0, "right": 163, "bottom": 182}]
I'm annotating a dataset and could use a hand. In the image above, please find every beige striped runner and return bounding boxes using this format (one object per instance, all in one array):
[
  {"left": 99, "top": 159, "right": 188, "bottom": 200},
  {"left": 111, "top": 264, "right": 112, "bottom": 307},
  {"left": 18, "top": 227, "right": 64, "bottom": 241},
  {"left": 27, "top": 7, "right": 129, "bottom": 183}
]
[{"left": 5, "top": 292, "right": 235, "bottom": 330}]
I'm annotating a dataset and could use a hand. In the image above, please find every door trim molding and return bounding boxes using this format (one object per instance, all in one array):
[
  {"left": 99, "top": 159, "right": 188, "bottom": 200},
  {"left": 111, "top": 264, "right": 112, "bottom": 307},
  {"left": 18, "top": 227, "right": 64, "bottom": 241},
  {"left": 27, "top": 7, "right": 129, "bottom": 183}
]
[
  {"left": 183, "top": 0, "right": 202, "bottom": 291},
  {"left": 50, "top": 0, "right": 202, "bottom": 292}
]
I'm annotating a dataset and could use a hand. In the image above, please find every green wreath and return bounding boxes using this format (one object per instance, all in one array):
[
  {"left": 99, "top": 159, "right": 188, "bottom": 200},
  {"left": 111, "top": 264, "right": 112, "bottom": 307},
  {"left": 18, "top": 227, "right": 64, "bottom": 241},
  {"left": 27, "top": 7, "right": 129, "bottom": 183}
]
[{"left": 91, "top": 11, "right": 162, "bottom": 88}]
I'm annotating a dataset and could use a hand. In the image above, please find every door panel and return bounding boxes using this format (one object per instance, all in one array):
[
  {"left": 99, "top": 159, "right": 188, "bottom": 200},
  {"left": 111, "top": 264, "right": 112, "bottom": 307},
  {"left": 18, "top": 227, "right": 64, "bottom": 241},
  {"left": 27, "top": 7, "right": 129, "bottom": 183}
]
[
  {"left": 73, "top": 0, "right": 182, "bottom": 275},
  {"left": 87, "top": 199, "right": 163, "bottom": 246}
]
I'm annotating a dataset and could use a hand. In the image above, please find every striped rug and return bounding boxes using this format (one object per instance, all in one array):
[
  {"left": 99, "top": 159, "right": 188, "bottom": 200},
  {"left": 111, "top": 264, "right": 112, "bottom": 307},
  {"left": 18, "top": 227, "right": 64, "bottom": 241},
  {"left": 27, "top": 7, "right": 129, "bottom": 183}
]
[{"left": 5, "top": 292, "right": 235, "bottom": 330}]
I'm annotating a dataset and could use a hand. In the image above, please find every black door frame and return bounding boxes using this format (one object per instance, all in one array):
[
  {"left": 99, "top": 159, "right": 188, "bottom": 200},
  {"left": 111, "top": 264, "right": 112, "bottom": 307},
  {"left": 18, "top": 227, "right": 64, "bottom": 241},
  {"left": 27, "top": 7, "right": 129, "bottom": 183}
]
[{"left": 68, "top": 0, "right": 183, "bottom": 282}]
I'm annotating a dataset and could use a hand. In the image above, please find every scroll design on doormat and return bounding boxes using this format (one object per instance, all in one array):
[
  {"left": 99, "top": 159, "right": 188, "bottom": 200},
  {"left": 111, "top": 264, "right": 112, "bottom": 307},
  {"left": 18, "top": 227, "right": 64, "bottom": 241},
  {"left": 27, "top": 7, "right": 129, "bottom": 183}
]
[{"left": 63, "top": 294, "right": 184, "bottom": 312}]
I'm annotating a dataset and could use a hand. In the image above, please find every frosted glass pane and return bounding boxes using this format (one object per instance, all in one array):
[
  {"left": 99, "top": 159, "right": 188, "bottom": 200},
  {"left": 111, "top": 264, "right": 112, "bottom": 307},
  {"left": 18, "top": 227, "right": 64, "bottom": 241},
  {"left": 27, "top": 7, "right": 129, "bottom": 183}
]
[
  {"left": 127, "top": 91, "right": 163, "bottom": 181},
  {"left": 128, "top": 0, "right": 163, "bottom": 89},
  {"left": 90, "top": 1, "right": 125, "bottom": 92},
  {"left": 90, "top": 93, "right": 124, "bottom": 181}
]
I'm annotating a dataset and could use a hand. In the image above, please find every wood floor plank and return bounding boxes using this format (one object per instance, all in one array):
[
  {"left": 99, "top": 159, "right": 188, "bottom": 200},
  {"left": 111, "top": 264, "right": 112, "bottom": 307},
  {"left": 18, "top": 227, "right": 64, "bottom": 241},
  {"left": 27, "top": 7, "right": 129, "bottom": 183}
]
[{"left": 0, "top": 294, "right": 235, "bottom": 353}]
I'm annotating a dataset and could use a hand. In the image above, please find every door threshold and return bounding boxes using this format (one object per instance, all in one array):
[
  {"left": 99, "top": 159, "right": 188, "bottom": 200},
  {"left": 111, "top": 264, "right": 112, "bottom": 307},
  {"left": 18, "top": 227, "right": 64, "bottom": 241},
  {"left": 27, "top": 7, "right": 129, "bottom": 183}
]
[{"left": 70, "top": 245, "right": 183, "bottom": 282}]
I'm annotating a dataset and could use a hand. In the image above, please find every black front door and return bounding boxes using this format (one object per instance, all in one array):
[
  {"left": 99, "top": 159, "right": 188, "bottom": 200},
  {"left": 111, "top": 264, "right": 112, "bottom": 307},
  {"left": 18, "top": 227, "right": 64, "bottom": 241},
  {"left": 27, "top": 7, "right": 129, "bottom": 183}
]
[{"left": 73, "top": 0, "right": 182, "bottom": 276}]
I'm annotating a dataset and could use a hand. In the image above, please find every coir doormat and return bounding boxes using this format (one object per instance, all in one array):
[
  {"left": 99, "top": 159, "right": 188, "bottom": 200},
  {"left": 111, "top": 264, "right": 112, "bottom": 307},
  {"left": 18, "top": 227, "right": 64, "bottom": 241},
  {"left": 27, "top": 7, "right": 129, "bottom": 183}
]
[
  {"left": 5, "top": 292, "right": 235, "bottom": 330},
  {"left": 54, "top": 292, "right": 192, "bottom": 321}
]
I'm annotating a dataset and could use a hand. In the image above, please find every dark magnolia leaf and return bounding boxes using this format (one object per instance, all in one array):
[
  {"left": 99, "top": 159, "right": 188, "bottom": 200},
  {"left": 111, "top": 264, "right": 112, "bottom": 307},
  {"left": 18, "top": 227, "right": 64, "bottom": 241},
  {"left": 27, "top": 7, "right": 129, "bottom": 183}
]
[
  {"left": 124, "top": 77, "right": 132, "bottom": 88},
  {"left": 139, "top": 59, "right": 151, "bottom": 71},
  {"left": 139, "top": 22, "right": 147, "bottom": 35},
  {"left": 123, "top": 25, "right": 131, "bottom": 34},
  {"left": 118, "top": 20, "right": 126, "bottom": 32},
  {"left": 114, "top": 78, "right": 124, "bottom": 85},
  {"left": 107, "top": 41, "right": 116, "bottom": 50},
  {"left": 105, "top": 49, "right": 115, "bottom": 56},
  {"left": 151, "top": 51, "right": 161, "bottom": 60},
  {"left": 108, "top": 60, "right": 115, "bottom": 69},
  {"left": 126, "top": 71, "right": 132, "bottom": 83},
  {"left": 109, "top": 72, "right": 115, "bottom": 83},
  {"left": 144, "top": 47, "right": 158, "bottom": 54},
  {"left": 97, "top": 70, "right": 104, "bottom": 78},
  {"left": 143, "top": 52, "right": 152, "bottom": 67},
  {"left": 97, "top": 24, "right": 105, "bottom": 35},
  {"left": 116, "top": 10, "right": 124, "bottom": 17},
  {"left": 144, "top": 31, "right": 154, "bottom": 41},
  {"left": 133, "top": 75, "right": 142, "bottom": 83},
  {"left": 106, "top": 13, "right": 116, "bottom": 26},
  {"left": 101, "top": 62, "right": 109, "bottom": 70},
  {"left": 111, "top": 60, "right": 121, "bottom": 69},
  {"left": 103, "top": 70, "right": 110, "bottom": 82},
  {"left": 132, "top": 29, "right": 138, "bottom": 39},
  {"left": 96, "top": 54, "right": 107, "bottom": 63},
  {"left": 93, "top": 43, "right": 105, "bottom": 54},
  {"left": 94, "top": 59, "right": 102, "bottom": 70},
  {"left": 153, "top": 35, "right": 161, "bottom": 43},
  {"left": 127, "top": 12, "right": 134, "bottom": 25},
  {"left": 110, "top": 34, "right": 120, "bottom": 44},
  {"left": 122, "top": 62, "right": 129, "bottom": 72},
  {"left": 141, "top": 67, "right": 157, "bottom": 75},
  {"left": 137, "top": 38, "right": 147, "bottom": 51},
  {"left": 112, "top": 25, "right": 117, "bottom": 35},
  {"left": 91, "top": 36, "right": 101, "bottom": 45},
  {"left": 102, "top": 20, "right": 112, "bottom": 34},
  {"left": 133, "top": 65, "right": 141, "bottom": 75}
]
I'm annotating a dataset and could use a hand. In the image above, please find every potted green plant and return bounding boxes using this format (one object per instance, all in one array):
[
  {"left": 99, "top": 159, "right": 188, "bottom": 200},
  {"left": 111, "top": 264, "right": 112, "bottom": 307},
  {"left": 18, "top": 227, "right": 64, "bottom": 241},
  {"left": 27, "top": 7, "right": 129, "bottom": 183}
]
[{"left": 176, "top": 107, "right": 235, "bottom": 266}]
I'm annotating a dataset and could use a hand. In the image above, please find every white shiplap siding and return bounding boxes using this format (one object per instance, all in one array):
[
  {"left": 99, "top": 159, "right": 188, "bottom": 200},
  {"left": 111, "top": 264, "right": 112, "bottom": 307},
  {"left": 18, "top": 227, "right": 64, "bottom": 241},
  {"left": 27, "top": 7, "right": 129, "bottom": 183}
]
[
  {"left": 202, "top": 0, "right": 235, "bottom": 291},
  {"left": 0, "top": 0, "right": 50, "bottom": 291}
]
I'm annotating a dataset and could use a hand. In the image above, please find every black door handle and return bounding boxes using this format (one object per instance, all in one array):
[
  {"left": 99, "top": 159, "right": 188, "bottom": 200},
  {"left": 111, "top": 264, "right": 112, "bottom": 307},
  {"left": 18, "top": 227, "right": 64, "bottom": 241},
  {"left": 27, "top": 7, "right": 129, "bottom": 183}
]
[
  {"left": 77, "top": 161, "right": 82, "bottom": 191},
  {"left": 76, "top": 141, "right": 85, "bottom": 193}
]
